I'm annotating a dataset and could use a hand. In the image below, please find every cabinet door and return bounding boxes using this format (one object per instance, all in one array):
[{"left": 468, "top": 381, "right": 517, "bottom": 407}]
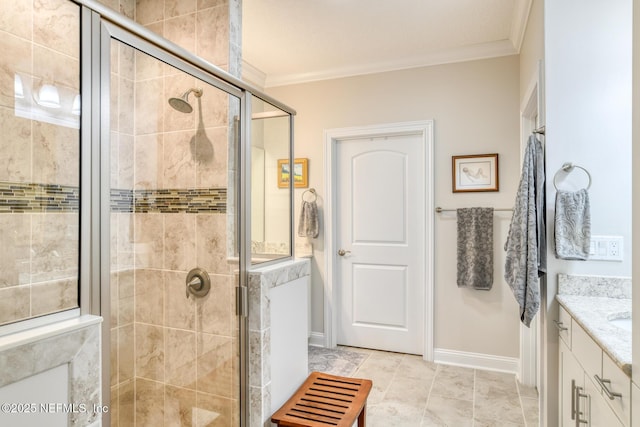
[
  {"left": 561, "top": 340, "right": 585, "bottom": 426},
  {"left": 585, "top": 375, "right": 624, "bottom": 427}
]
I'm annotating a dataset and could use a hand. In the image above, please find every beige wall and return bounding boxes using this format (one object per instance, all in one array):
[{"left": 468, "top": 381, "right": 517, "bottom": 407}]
[{"left": 268, "top": 55, "right": 523, "bottom": 358}]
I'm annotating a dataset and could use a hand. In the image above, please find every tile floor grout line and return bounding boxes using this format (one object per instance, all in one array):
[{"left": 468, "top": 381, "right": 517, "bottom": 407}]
[
  {"left": 419, "top": 359, "right": 438, "bottom": 426},
  {"left": 380, "top": 352, "right": 403, "bottom": 401},
  {"left": 472, "top": 369, "right": 477, "bottom": 427},
  {"left": 516, "top": 379, "right": 529, "bottom": 427}
]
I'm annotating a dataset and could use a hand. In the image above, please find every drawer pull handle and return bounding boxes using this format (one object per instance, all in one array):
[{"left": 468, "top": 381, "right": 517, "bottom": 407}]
[
  {"left": 594, "top": 375, "right": 623, "bottom": 400},
  {"left": 571, "top": 379, "right": 577, "bottom": 420},
  {"left": 554, "top": 320, "right": 568, "bottom": 332},
  {"left": 575, "top": 385, "right": 589, "bottom": 426}
]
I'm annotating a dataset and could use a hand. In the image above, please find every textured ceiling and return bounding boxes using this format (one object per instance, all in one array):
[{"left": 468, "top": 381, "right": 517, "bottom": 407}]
[{"left": 242, "top": 0, "right": 531, "bottom": 87}]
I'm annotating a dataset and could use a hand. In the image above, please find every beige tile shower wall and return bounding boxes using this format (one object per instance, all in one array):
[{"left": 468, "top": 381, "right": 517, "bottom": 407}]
[
  {"left": 0, "top": 0, "right": 81, "bottom": 326},
  {"left": 109, "top": 235, "right": 240, "bottom": 425},
  {"left": 135, "top": 0, "right": 238, "bottom": 74},
  {"left": 116, "top": 211, "right": 240, "bottom": 425}
]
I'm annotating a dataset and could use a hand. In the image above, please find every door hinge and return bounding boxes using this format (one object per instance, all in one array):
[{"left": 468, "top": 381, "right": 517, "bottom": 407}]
[{"left": 236, "top": 286, "right": 247, "bottom": 317}]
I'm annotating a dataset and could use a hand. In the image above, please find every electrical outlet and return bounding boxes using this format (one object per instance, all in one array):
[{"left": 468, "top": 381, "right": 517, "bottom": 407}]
[
  {"left": 588, "top": 236, "right": 623, "bottom": 261},
  {"left": 609, "top": 240, "right": 620, "bottom": 257}
]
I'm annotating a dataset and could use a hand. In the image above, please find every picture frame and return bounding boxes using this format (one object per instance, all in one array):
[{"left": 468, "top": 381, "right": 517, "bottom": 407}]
[
  {"left": 277, "top": 158, "right": 309, "bottom": 188},
  {"left": 452, "top": 153, "right": 499, "bottom": 192}
]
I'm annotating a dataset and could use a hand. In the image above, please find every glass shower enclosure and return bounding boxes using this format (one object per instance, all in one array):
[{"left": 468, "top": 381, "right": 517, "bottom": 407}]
[
  {"left": 106, "top": 36, "right": 245, "bottom": 426},
  {"left": 101, "top": 15, "right": 296, "bottom": 427},
  {"left": 100, "top": 7, "right": 296, "bottom": 424},
  {"left": 0, "top": 1, "right": 295, "bottom": 426}
]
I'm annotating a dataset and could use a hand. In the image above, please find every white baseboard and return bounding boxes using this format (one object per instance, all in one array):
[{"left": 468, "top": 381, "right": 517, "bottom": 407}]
[
  {"left": 308, "top": 332, "right": 325, "bottom": 347},
  {"left": 434, "top": 348, "right": 519, "bottom": 374}
]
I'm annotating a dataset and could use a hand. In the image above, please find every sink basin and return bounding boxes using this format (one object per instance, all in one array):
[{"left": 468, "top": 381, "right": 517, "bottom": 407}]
[{"left": 607, "top": 313, "right": 632, "bottom": 332}]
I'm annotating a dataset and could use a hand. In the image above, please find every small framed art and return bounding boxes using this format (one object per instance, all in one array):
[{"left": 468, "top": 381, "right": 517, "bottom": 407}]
[
  {"left": 277, "top": 158, "right": 309, "bottom": 188},
  {"left": 452, "top": 153, "right": 499, "bottom": 192}
]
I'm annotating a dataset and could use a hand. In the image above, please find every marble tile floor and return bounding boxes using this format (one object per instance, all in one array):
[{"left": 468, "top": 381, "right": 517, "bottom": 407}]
[{"left": 309, "top": 346, "right": 539, "bottom": 427}]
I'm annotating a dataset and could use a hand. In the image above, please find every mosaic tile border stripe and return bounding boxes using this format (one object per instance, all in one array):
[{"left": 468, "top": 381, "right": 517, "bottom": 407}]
[
  {"left": 0, "top": 182, "right": 79, "bottom": 212},
  {"left": 126, "top": 188, "right": 227, "bottom": 213},
  {"left": 0, "top": 182, "right": 227, "bottom": 214}
]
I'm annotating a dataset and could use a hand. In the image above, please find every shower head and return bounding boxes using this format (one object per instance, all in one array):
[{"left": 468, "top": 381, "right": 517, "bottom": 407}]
[{"left": 168, "top": 88, "right": 203, "bottom": 113}]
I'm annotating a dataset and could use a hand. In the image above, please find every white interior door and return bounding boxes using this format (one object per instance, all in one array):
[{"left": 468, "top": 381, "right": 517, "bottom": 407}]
[{"left": 336, "top": 134, "right": 425, "bottom": 355}]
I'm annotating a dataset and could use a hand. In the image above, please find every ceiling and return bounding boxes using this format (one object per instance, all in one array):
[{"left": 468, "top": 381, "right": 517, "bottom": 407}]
[{"left": 241, "top": 0, "right": 532, "bottom": 88}]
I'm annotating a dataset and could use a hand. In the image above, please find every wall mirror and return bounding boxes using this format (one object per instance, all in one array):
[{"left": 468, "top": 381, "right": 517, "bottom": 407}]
[{"left": 251, "top": 97, "right": 293, "bottom": 264}]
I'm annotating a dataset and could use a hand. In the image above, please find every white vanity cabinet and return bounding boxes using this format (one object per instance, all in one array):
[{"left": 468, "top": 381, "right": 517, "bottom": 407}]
[
  {"left": 558, "top": 306, "right": 631, "bottom": 426},
  {"left": 560, "top": 339, "right": 586, "bottom": 426}
]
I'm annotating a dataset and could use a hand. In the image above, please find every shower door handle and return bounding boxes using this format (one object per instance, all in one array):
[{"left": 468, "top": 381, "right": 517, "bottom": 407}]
[{"left": 186, "top": 268, "right": 211, "bottom": 298}]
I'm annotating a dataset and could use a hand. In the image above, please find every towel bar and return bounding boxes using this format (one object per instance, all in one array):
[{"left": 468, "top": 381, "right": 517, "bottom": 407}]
[{"left": 435, "top": 207, "right": 513, "bottom": 213}]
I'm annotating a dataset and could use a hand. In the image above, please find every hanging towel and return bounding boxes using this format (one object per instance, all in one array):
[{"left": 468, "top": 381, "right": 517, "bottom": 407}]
[
  {"left": 457, "top": 207, "right": 494, "bottom": 290},
  {"left": 297, "top": 200, "right": 319, "bottom": 238},
  {"left": 504, "top": 135, "right": 546, "bottom": 327},
  {"left": 555, "top": 189, "right": 590, "bottom": 260}
]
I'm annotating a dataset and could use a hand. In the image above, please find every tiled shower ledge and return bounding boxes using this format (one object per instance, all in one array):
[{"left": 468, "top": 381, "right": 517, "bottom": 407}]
[
  {"left": 248, "top": 258, "right": 311, "bottom": 427},
  {"left": 0, "top": 314, "right": 102, "bottom": 353},
  {"left": 0, "top": 315, "right": 103, "bottom": 426}
]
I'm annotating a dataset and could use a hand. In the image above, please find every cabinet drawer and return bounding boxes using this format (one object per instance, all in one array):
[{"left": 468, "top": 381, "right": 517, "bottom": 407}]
[
  {"left": 572, "top": 321, "right": 602, "bottom": 381},
  {"left": 585, "top": 374, "right": 624, "bottom": 427},
  {"left": 600, "top": 352, "right": 631, "bottom": 426},
  {"left": 557, "top": 305, "right": 572, "bottom": 347}
]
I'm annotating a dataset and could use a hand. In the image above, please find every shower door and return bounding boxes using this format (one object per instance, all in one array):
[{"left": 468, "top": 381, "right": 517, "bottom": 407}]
[{"left": 105, "top": 28, "right": 243, "bottom": 427}]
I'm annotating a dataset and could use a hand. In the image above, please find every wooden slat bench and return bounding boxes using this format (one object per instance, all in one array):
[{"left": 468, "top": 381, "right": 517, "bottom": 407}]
[{"left": 271, "top": 371, "right": 372, "bottom": 427}]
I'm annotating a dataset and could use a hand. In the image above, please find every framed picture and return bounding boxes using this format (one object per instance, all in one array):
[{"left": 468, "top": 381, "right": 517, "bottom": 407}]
[
  {"left": 452, "top": 153, "right": 499, "bottom": 192},
  {"left": 277, "top": 158, "right": 309, "bottom": 188}
]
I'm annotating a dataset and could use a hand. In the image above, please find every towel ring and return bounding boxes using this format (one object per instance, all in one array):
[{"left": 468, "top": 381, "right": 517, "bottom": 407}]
[
  {"left": 553, "top": 162, "right": 591, "bottom": 191},
  {"left": 302, "top": 188, "right": 317, "bottom": 202}
]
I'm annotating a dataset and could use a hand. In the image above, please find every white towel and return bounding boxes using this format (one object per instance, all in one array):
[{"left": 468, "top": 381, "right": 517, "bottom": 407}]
[
  {"left": 297, "top": 200, "right": 319, "bottom": 238},
  {"left": 555, "top": 189, "right": 590, "bottom": 260}
]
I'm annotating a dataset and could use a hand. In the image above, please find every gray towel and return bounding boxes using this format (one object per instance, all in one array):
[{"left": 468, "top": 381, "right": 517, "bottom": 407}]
[
  {"left": 457, "top": 208, "right": 494, "bottom": 290},
  {"left": 297, "top": 200, "right": 319, "bottom": 238},
  {"left": 504, "top": 135, "right": 545, "bottom": 327},
  {"left": 555, "top": 189, "right": 590, "bottom": 260}
]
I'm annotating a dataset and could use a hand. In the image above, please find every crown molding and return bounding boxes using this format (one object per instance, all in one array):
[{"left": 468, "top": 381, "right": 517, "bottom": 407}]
[
  {"left": 241, "top": 60, "right": 267, "bottom": 89},
  {"left": 511, "top": 0, "right": 534, "bottom": 52},
  {"left": 263, "top": 39, "right": 517, "bottom": 88}
]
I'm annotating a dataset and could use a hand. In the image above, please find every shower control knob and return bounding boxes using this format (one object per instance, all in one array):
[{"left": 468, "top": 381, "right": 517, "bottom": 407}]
[
  {"left": 338, "top": 249, "right": 351, "bottom": 257},
  {"left": 185, "top": 268, "right": 211, "bottom": 299}
]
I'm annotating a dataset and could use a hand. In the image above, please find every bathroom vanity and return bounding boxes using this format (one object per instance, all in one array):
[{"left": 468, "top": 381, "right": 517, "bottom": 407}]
[{"left": 556, "top": 274, "right": 632, "bottom": 426}]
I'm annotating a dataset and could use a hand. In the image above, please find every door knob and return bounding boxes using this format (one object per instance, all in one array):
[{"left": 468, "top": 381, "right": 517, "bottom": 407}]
[{"left": 338, "top": 249, "right": 351, "bottom": 257}]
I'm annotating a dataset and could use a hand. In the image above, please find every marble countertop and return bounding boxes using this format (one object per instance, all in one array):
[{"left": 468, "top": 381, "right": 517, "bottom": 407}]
[{"left": 556, "top": 294, "right": 632, "bottom": 376}]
